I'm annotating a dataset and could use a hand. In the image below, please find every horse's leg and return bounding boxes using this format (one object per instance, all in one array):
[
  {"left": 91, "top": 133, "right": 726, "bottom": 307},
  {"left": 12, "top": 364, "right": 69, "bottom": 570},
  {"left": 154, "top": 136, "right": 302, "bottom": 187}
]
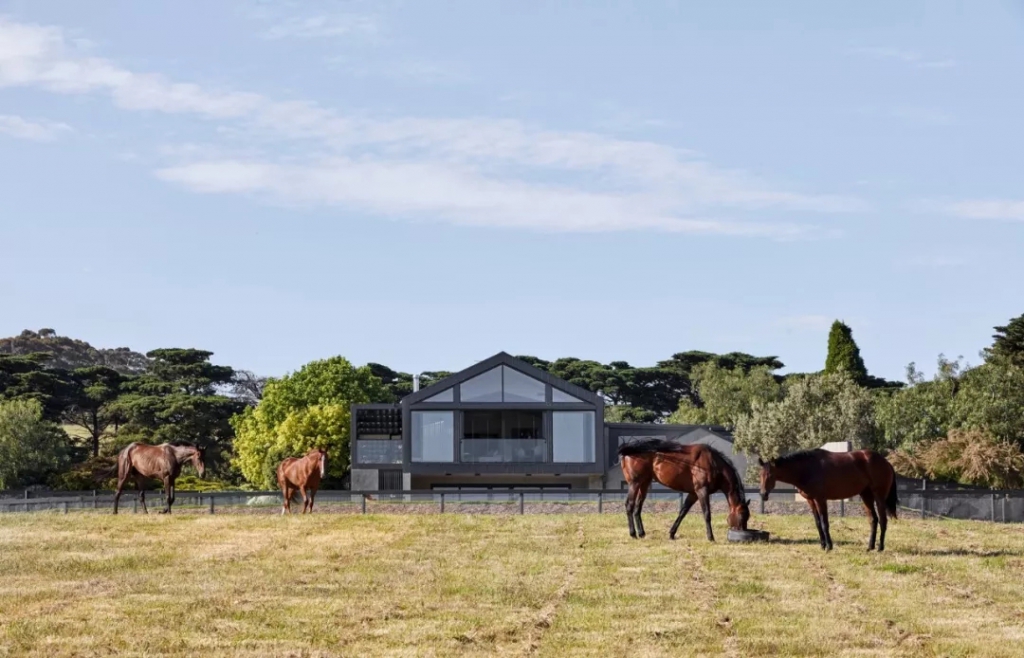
[
  {"left": 860, "top": 489, "right": 879, "bottom": 551},
  {"left": 308, "top": 488, "right": 316, "bottom": 513},
  {"left": 281, "top": 485, "right": 290, "bottom": 515},
  {"left": 634, "top": 485, "right": 649, "bottom": 539},
  {"left": 876, "top": 497, "right": 889, "bottom": 552},
  {"left": 113, "top": 476, "right": 128, "bottom": 515},
  {"left": 807, "top": 498, "right": 826, "bottom": 548},
  {"left": 625, "top": 482, "right": 638, "bottom": 539},
  {"left": 136, "top": 476, "right": 149, "bottom": 514},
  {"left": 669, "top": 492, "right": 698, "bottom": 540},
  {"left": 299, "top": 487, "right": 309, "bottom": 514},
  {"left": 817, "top": 498, "right": 833, "bottom": 551},
  {"left": 697, "top": 488, "right": 714, "bottom": 542},
  {"left": 160, "top": 478, "right": 172, "bottom": 514}
]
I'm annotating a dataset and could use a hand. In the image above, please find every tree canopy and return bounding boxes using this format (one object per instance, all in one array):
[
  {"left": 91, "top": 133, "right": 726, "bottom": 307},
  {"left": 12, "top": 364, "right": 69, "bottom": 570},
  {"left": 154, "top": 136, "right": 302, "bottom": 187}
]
[{"left": 232, "top": 356, "right": 389, "bottom": 489}]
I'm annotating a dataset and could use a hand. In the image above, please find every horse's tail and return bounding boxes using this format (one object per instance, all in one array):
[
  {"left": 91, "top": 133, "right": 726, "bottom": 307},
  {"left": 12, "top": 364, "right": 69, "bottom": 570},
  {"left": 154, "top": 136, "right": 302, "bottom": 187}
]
[
  {"left": 116, "top": 444, "right": 135, "bottom": 480},
  {"left": 885, "top": 461, "right": 899, "bottom": 519},
  {"left": 617, "top": 438, "right": 686, "bottom": 457}
]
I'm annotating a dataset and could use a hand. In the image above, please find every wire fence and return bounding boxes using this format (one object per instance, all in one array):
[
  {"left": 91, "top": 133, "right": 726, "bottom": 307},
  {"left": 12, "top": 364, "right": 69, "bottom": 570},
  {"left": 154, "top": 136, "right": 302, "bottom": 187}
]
[{"left": 2, "top": 487, "right": 1022, "bottom": 522}]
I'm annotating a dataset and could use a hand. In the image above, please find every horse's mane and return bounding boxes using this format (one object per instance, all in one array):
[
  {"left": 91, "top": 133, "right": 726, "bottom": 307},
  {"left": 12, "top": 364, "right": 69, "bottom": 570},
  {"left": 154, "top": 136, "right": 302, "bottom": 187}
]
[
  {"left": 702, "top": 444, "right": 746, "bottom": 495},
  {"left": 772, "top": 449, "right": 825, "bottom": 468}
]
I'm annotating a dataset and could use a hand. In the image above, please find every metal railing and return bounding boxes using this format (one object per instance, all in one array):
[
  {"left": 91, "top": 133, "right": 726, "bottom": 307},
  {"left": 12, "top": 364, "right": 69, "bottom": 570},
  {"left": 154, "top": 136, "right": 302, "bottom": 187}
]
[
  {"left": 2, "top": 487, "right": 1022, "bottom": 522},
  {"left": 460, "top": 438, "right": 547, "bottom": 463}
]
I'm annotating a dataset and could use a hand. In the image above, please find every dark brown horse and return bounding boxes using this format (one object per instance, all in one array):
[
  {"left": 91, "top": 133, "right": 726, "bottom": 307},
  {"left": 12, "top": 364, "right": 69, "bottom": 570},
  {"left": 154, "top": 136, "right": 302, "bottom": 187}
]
[
  {"left": 619, "top": 438, "right": 750, "bottom": 542},
  {"left": 759, "top": 449, "right": 898, "bottom": 551},
  {"left": 113, "top": 443, "right": 205, "bottom": 514},
  {"left": 277, "top": 448, "right": 327, "bottom": 514}
]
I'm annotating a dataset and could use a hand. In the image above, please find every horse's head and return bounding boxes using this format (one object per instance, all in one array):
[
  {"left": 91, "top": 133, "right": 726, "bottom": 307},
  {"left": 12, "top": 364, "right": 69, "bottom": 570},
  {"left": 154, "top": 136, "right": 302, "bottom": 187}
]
[
  {"left": 192, "top": 447, "right": 206, "bottom": 479},
  {"left": 757, "top": 457, "right": 775, "bottom": 502},
  {"left": 728, "top": 498, "right": 751, "bottom": 531},
  {"left": 315, "top": 447, "right": 327, "bottom": 477}
]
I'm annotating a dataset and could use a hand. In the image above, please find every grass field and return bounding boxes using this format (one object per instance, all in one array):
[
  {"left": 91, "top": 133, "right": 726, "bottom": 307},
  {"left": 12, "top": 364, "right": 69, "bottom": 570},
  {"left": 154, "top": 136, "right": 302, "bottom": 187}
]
[{"left": 1, "top": 512, "right": 1023, "bottom": 657}]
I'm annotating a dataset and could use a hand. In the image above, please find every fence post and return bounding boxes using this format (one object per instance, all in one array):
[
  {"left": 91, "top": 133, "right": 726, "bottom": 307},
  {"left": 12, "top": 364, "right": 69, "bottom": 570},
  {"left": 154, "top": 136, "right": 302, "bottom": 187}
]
[
  {"left": 1002, "top": 495, "right": 1007, "bottom": 523},
  {"left": 991, "top": 493, "right": 996, "bottom": 522},
  {"left": 209, "top": 496, "right": 215, "bottom": 515},
  {"left": 597, "top": 492, "right": 603, "bottom": 514},
  {"left": 361, "top": 494, "right": 367, "bottom": 514},
  {"left": 24, "top": 489, "right": 29, "bottom": 500},
  {"left": 439, "top": 492, "right": 445, "bottom": 514},
  {"left": 921, "top": 492, "right": 927, "bottom": 519},
  {"left": 759, "top": 496, "right": 766, "bottom": 515},
  {"left": 132, "top": 498, "right": 137, "bottom": 514},
  {"left": 63, "top": 501, "right": 69, "bottom": 515},
  {"left": 519, "top": 492, "right": 525, "bottom": 515},
  {"left": 840, "top": 499, "right": 845, "bottom": 517},
  {"left": 93, "top": 490, "right": 98, "bottom": 509}
]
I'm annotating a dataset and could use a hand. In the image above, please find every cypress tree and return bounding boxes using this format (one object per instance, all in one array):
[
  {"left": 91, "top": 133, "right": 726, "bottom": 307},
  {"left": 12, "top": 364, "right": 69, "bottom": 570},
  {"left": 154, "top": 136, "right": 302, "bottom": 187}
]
[{"left": 824, "top": 320, "right": 868, "bottom": 384}]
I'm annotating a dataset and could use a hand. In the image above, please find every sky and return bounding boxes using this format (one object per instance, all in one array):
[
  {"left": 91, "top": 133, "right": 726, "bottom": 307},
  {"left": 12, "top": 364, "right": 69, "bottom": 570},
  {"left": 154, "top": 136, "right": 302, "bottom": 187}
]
[{"left": 1, "top": 1, "right": 1023, "bottom": 380}]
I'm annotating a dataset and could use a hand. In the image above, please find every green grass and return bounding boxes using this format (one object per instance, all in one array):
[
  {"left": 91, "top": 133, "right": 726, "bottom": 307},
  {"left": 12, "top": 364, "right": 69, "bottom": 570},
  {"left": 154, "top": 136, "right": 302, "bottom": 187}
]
[{"left": 1, "top": 512, "right": 1023, "bottom": 657}]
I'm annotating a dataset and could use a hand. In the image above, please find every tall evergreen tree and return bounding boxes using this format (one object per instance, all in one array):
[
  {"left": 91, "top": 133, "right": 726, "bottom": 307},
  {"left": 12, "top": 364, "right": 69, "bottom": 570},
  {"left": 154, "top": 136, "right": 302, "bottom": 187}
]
[
  {"left": 990, "top": 313, "right": 1024, "bottom": 366},
  {"left": 824, "top": 320, "right": 869, "bottom": 385}
]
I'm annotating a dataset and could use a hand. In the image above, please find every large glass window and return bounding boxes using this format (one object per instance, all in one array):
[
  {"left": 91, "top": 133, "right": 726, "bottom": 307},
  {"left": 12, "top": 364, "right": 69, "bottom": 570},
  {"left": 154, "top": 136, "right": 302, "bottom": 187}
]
[
  {"left": 424, "top": 387, "right": 454, "bottom": 402},
  {"left": 552, "top": 388, "right": 585, "bottom": 403},
  {"left": 460, "top": 367, "right": 503, "bottom": 402},
  {"left": 502, "top": 366, "right": 546, "bottom": 402},
  {"left": 411, "top": 411, "right": 454, "bottom": 462},
  {"left": 552, "top": 411, "right": 596, "bottom": 463}
]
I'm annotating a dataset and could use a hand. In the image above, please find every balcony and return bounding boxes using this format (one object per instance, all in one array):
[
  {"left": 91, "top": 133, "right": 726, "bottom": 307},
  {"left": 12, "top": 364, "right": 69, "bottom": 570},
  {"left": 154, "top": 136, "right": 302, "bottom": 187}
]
[
  {"left": 460, "top": 438, "right": 547, "bottom": 463},
  {"left": 356, "top": 440, "right": 403, "bottom": 465}
]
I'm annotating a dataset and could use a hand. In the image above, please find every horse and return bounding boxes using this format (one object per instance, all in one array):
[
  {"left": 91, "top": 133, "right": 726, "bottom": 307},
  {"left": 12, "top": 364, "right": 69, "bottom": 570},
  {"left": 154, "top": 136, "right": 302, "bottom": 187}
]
[
  {"left": 112, "top": 442, "right": 205, "bottom": 514},
  {"left": 277, "top": 448, "right": 327, "bottom": 514},
  {"left": 758, "top": 449, "right": 899, "bottom": 552},
  {"left": 619, "top": 438, "right": 751, "bottom": 542}
]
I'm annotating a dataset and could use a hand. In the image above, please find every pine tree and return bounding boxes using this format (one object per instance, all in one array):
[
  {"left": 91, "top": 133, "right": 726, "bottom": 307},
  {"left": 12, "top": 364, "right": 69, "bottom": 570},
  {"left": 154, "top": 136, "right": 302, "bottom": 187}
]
[
  {"left": 990, "top": 313, "right": 1024, "bottom": 366},
  {"left": 824, "top": 320, "right": 868, "bottom": 384}
]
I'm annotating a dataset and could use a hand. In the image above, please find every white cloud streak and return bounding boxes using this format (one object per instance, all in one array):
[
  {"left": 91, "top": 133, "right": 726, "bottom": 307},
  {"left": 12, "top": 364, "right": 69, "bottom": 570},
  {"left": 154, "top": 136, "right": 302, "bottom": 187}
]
[
  {"left": 925, "top": 199, "right": 1024, "bottom": 223},
  {"left": 0, "top": 113, "right": 71, "bottom": 141},
  {"left": 852, "top": 47, "right": 957, "bottom": 70},
  {"left": 261, "top": 14, "right": 378, "bottom": 40},
  {"left": 0, "top": 17, "right": 863, "bottom": 238}
]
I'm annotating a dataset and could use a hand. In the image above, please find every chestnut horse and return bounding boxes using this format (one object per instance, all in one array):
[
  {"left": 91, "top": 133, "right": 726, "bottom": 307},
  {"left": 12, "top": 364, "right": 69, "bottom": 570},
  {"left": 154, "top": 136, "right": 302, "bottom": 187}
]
[
  {"left": 277, "top": 448, "right": 327, "bottom": 514},
  {"left": 619, "top": 438, "right": 750, "bottom": 542},
  {"left": 113, "top": 442, "right": 205, "bottom": 514},
  {"left": 759, "top": 449, "right": 898, "bottom": 552}
]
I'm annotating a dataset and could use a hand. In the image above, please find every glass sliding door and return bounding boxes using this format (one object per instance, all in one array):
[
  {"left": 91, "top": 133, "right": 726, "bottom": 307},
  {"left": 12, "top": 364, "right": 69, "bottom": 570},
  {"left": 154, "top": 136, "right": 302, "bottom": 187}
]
[{"left": 411, "top": 411, "right": 455, "bottom": 462}]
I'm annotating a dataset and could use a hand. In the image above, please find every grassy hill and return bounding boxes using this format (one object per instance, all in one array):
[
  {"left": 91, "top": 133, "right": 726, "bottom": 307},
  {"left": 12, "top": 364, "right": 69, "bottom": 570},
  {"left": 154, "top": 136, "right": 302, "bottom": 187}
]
[{"left": 1, "top": 512, "right": 1021, "bottom": 656}]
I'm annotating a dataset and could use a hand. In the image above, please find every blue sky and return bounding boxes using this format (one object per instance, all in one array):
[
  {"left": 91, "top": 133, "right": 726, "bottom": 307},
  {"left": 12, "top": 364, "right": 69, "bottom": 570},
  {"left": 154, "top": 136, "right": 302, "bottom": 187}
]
[{"left": 2, "top": 1, "right": 1023, "bottom": 380}]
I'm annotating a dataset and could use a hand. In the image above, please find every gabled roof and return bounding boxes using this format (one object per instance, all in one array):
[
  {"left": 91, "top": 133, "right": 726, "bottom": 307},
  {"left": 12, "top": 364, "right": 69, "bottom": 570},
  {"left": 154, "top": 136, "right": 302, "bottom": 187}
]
[{"left": 402, "top": 352, "right": 603, "bottom": 406}]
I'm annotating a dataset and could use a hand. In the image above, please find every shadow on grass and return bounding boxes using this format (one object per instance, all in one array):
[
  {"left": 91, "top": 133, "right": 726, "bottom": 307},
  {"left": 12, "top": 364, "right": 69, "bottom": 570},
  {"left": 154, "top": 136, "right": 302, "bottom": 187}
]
[{"left": 900, "top": 548, "right": 1024, "bottom": 558}]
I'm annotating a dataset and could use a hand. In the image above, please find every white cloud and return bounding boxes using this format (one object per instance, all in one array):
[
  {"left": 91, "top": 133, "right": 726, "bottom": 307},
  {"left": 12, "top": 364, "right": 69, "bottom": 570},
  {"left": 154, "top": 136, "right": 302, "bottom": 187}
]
[
  {"left": 923, "top": 199, "right": 1024, "bottom": 222},
  {"left": 852, "top": 47, "right": 957, "bottom": 70},
  {"left": 261, "top": 14, "right": 378, "bottom": 40},
  {"left": 0, "top": 17, "right": 863, "bottom": 238},
  {"left": 0, "top": 114, "right": 71, "bottom": 141}
]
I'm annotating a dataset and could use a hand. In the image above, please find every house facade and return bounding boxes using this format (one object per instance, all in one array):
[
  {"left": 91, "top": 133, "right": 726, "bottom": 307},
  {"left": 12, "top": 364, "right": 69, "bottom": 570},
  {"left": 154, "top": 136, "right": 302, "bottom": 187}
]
[{"left": 350, "top": 352, "right": 746, "bottom": 492}]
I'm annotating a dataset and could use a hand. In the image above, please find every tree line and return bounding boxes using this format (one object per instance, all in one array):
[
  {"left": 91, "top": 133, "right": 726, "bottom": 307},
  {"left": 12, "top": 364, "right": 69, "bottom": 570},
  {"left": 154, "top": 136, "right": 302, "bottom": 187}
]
[{"left": 1, "top": 315, "right": 1022, "bottom": 490}]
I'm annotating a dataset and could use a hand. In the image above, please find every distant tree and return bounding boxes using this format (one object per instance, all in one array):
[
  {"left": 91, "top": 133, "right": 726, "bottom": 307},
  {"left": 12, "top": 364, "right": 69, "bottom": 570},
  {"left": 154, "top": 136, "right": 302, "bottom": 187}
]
[
  {"left": 0, "top": 353, "right": 74, "bottom": 421},
  {"left": 114, "top": 349, "right": 242, "bottom": 470},
  {"left": 0, "top": 398, "right": 72, "bottom": 489},
  {"left": 0, "top": 329, "right": 149, "bottom": 375},
  {"left": 669, "top": 363, "right": 782, "bottom": 428},
  {"left": 734, "top": 372, "right": 877, "bottom": 462},
  {"left": 230, "top": 370, "right": 268, "bottom": 406},
  {"left": 875, "top": 357, "right": 962, "bottom": 452},
  {"left": 951, "top": 359, "right": 1024, "bottom": 448},
  {"left": 891, "top": 428, "right": 1024, "bottom": 489},
  {"left": 63, "top": 366, "right": 127, "bottom": 457},
  {"left": 989, "top": 313, "right": 1024, "bottom": 366},
  {"left": 824, "top": 321, "right": 869, "bottom": 384},
  {"left": 232, "top": 356, "right": 389, "bottom": 489}
]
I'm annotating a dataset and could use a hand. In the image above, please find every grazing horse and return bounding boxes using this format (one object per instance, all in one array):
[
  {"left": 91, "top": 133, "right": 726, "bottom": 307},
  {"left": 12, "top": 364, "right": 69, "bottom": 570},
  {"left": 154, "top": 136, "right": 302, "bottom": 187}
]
[
  {"left": 113, "top": 443, "right": 205, "bottom": 514},
  {"left": 619, "top": 438, "right": 750, "bottom": 542},
  {"left": 277, "top": 448, "right": 327, "bottom": 514},
  {"left": 759, "top": 449, "right": 898, "bottom": 552}
]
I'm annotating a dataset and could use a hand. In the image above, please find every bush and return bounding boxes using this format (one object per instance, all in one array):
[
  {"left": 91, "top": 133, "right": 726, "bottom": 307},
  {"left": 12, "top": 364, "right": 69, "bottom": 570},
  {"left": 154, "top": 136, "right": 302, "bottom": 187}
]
[{"left": 892, "top": 429, "right": 1024, "bottom": 489}]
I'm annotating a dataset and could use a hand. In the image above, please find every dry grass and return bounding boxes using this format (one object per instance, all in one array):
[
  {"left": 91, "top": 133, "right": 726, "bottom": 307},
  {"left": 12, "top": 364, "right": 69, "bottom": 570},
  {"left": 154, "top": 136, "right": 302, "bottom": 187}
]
[{"left": 1, "top": 511, "right": 1023, "bottom": 657}]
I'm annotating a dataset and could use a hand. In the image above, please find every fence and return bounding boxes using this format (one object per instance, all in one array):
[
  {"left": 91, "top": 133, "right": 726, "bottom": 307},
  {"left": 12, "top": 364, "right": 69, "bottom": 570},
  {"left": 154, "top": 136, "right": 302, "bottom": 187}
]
[{"left": 2, "top": 487, "right": 1022, "bottom": 522}]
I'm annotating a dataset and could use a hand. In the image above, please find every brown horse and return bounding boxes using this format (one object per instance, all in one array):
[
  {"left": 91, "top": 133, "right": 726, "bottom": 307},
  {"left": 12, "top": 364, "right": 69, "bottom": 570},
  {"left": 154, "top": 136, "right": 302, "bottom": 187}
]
[
  {"left": 113, "top": 442, "right": 205, "bottom": 514},
  {"left": 277, "top": 448, "right": 327, "bottom": 514},
  {"left": 759, "top": 449, "right": 898, "bottom": 552},
  {"left": 619, "top": 438, "right": 750, "bottom": 542}
]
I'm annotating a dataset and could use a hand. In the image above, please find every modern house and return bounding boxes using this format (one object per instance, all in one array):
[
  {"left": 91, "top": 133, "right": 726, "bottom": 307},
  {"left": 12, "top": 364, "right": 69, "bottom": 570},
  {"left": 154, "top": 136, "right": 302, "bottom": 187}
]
[{"left": 350, "top": 352, "right": 747, "bottom": 493}]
